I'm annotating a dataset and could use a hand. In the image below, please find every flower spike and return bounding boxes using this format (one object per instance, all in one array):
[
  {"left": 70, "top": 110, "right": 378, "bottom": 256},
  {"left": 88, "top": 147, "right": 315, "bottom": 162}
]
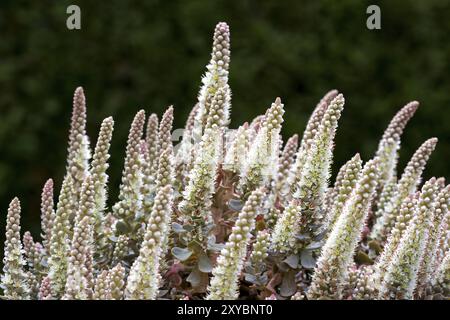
[
  {"left": 371, "top": 138, "right": 438, "bottom": 242},
  {"left": 125, "top": 185, "right": 173, "bottom": 299},
  {"left": 66, "top": 87, "right": 91, "bottom": 201},
  {"left": 159, "top": 106, "right": 174, "bottom": 153},
  {"left": 112, "top": 110, "right": 146, "bottom": 237},
  {"left": 287, "top": 90, "right": 338, "bottom": 194},
  {"left": 40, "top": 178, "right": 55, "bottom": 253},
  {"left": 48, "top": 174, "right": 76, "bottom": 297},
  {"left": 1, "top": 198, "right": 29, "bottom": 299},
  {"left": 206, "top": 188, "right": 266, "bottom": 300},
  {"left": 308, "top": 159, "right": 379, "bottom": 299},
  {"left": 379, "top": 178, "right": 441, "bottom": 299}
]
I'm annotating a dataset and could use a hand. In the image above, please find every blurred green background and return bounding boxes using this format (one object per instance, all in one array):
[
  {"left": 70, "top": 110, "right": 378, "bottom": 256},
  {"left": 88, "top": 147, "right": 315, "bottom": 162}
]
[{"left": 0, "top": 0, "right": 449, "bottom": 249}]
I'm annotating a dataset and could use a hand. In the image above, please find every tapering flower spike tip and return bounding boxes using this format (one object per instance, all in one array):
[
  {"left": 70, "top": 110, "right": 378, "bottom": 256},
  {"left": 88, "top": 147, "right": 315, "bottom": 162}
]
[
  {"left": 1, "top": 197, "right": 29, "bottom": 299},
  {"left": 40, "top": 178, "right": 55, "bottom": 253},
  {"left": 159, "top": 106, "right": 174, "bottom": 153},
  {"left": 66, "top": 86, "right": 91, "bottom": 200}
]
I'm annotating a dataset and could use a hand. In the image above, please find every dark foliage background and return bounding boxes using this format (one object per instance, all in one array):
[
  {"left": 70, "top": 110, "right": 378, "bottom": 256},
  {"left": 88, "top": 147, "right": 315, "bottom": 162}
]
[{"left": 0, "top": 0, "right": 449, "bottom": 252}]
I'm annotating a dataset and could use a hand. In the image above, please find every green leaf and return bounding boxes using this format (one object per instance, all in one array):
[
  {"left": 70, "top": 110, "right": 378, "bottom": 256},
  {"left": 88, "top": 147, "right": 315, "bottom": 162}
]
[
  {"left": 198, "top": 254, "right": 213, "bottom": 273},
  {"left": 368, "top": 240, "right": 383, "bottom": 254},
  {"left": 207, "top": 235, "right": 225, "bottom": 252},
  {"left": 39, "top": 258, "right": 48, "bottom": 268},
  {"left": 108, "top": 235, "right": 118, "bottom": 243},
  {"left": 186, "top": 268, "right": 201, "bottom": 287},
  {"left": 294, "top": 233, "right": 310, "bottom": 241},
  {"left": 300, "top": 250, "right": 316, "bottom": 269},
  {"left": 355, "top": 250, "right": 374, "bottom": 265},
  {"left": 171, "top": 247, "right": 193, "bottom": 261},
  {"left": 183, "top": 224, "right": 195, "bottom": 232},
  {"left": 280, "top": 269, "right": 297, "bottom": 297},
  {"left": 305, "top": 241, "right": 322, "bottom": 250},
  {"left": 313, "top": 229, "right": 328, "bottom": 241},
  {"left": 172, "top": 222, "right": 186, "bottom": 233},
  {"left": 283, "top": 254, "right": 299, "bottom": 269},
  {"left": 228, "top": 199, "right": 244, "bottom": 211},
  {"left": 115, "top": 220, "right": 130, "bottom": 234},
  {"left": 244, "top": 273, "right": 257, "bottom": 283}
]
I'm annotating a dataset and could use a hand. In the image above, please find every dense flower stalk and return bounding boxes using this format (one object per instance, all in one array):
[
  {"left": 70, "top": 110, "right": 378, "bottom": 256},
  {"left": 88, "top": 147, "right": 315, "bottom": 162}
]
[
  {"left": 296, "top": 94, "right": 345, "bottom": 235},
  {"left": 38, "top": 276, "right": 53, "bottom": 300},
  {"left": 270, "top": 200, "right": 302, "bottom": 252},
  {"left": 223, "top": 123, "right": 249, "bottom": 174},
  {"left": 63, "top": 216, "right": 94, "bottom": 300},
  {"left": 379, "top": 178, "right": 440, "bottom": 299},
  {"left": 371, "top": 138, "right": 438, "bottom": 243},
  {"left": 275, "top": 134, "right": 298, "bottom": 198},
  {"left": 264, "top": 207, "right": 281, "bottom": 230},
  {"left": 352, "top": 266, "right": 377, "bottom": 300},
  {"left": 206, "top": 188, "right": 265, "bottom": 300},
  {"left": 93, "top": 270, "right": 110, "bottom": 300},
  {"left": 433, "top": 196, "right": 450, "bottom": 278},
  {"left": 375, "top": 102, "right": 419, "bottom": 185},
  {"left": 153, "top": 147, "right": 175, "bottom": 258},
  {"left": 155, "top": 147, "right": 174, "bottom": 193},
  {"left": 108, "top": 263, "right": 126, "bottom": 300},
  {"left": 66, "top": 87, "right": 91, "bottom": 201},
  {"left": 159, "top": 106, "right": 174, "bottom": 153},
  {"left": 178, "top": 129, "right": 221, "bottom": 222},
  {"left": 272, "top": 94, "right": 345, "bottom": 253},
  {"left": 287, "top": 90, "right": 338, "bottom": 193},
  {"left": 125, "top": 185, "right": 173, "bottom": 299},
  {"left": 240, "top": 97, "right": 284, "bottom": 194},
  {"left": 179, "top": 89, "right": 228, "bottom": 240},
  {"left": 48, "top": 174, "right": 76, "bottom": 297},
  {"left": 90, "top": 117, "right": 114, "bottom": 242},
  {"left": 372, "top": 193, "right": 419, "bottom": 286},
  {"left": 416, "top": 183, "right": 449, "bottom": 297},
  {"left": 22, "top": 232, "right": 45, "bottom": 297},
  {"left": 175, "top": 104, "right": 200, "bottom": 181},
  {"left": 71, "top": 176, "right": 96, "bottom": 288},
  {"left": 139, "top": 140, "right": 153, "bottom": 224},
  {"left": 40, "top": 179, "right": 55, "bottom": 253},
  {"left": 427, "top": 250, "right": 449, "bottom": 298},
  {"left": 374, "top": 177, "right": 397, "bottom": 220},
  {"left": 112, "top": 110, "right": 146, "bottom": 236},
  {"left": 74, "top": 174, "right": 96, "bottom": 227},
  {"left": 0, "top": 22, "right": 448, "bottom": 301},
  {"left": 308, "top": 159, "right": 378, "bottom": 299},
  {"left": 250, "top": 230, "right": 270, "bottom": 269},
  {"left": 324, "top": 153, "right": 362, "bottom": 232},
  {"left": 145, "top": 113, "right": 160, "bottom": 187},
  {"left": 248, "top": 115, "right": 264, "bottom": 140},
  {"left": 23, "top": 232, "right": 44, "bottom": 271},
  {"left": 111, "top": 235, "right": 129, "bottom": 266},
  {"left": 1, "top": 198, "right": 29, "bottom": 299},
  {"left": 194, "top": 22, "right": 231, "bottom": 138}
]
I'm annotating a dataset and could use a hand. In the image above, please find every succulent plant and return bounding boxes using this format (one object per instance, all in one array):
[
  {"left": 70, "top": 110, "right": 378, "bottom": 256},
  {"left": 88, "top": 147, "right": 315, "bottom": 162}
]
[{"left": 0, "top": 22, "right": 447, "bottom": 300}]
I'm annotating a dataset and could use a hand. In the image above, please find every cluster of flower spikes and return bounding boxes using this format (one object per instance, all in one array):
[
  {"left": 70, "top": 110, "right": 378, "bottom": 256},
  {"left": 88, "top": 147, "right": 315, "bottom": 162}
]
[{"left": 1, "top": 21, "right": 448, "bottom": 301}]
